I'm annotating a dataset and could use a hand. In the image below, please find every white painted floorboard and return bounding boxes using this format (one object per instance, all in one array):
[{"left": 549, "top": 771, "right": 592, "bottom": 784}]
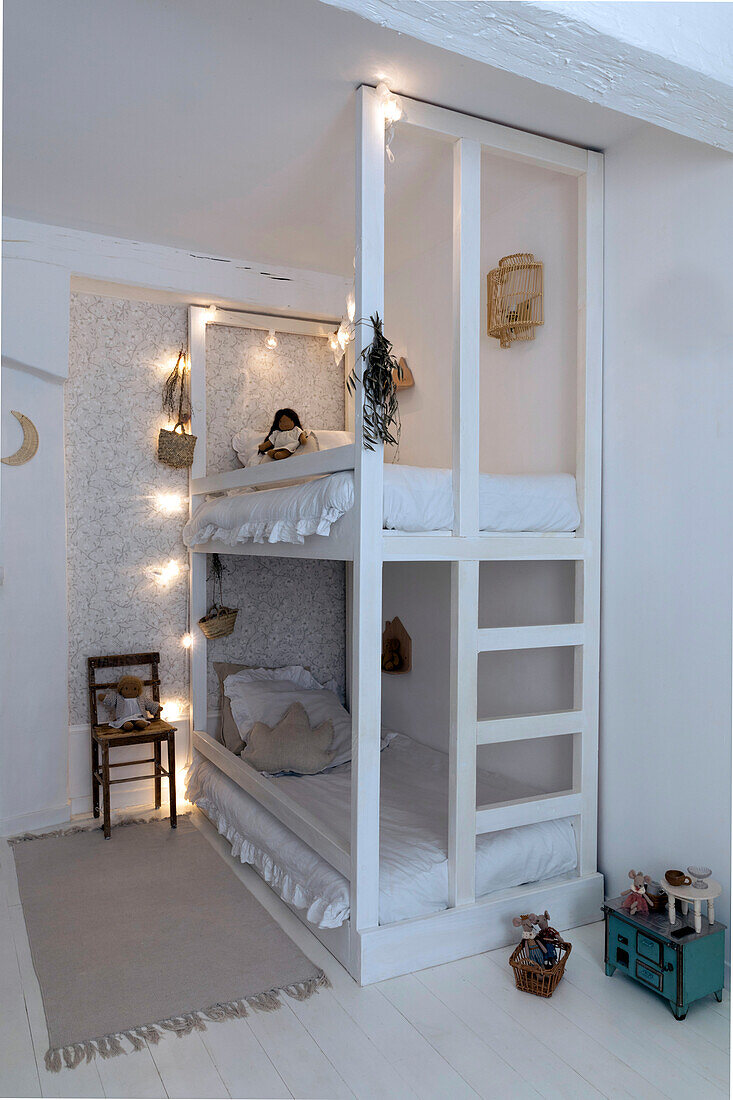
[{"left": 1, "top": 814, "right": 728, "bottom": 1100}]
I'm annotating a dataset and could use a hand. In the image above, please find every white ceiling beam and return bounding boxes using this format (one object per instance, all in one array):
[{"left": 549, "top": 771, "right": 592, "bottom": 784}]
[{"left": 318, "top": 0, "right": 733, "bottom": 152}]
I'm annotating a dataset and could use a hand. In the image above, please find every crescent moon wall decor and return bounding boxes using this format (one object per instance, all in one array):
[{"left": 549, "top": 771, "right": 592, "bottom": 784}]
[{"left": 2, "top": 410, "right": 40, "bottom": 466}]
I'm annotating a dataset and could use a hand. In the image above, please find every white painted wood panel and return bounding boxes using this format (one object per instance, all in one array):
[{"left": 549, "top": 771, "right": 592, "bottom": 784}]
[
  {"left": 190, "top": 442, "right": 355, "bottom": 496},
  {"left": 575, "top": 151, "right": 604, "bottom": 877},
  {"left": 358, "top": 872, "right": 603, "bottom": 984},
  {"left": 452, "top": 138, "right": 481, "bottom": 537},
  {"left": 350, "top": 84, "right": 385, "bottom": 941},
  {"left": 448, "top": 561, "right": 479, "bottom": 907},
  {"left": 477, "top": 709, "right": 584, "bottom": 744},
  {"left": 475, "top": 790, "right": 582, "bottom": 833},
  {"left": 380, "top": 973, "right": 537, "bottom": 1099},
  {"left": 193, "top": 732, "right": 350, "bottom": 876},
  {"left": 188, "top": 305, "right": 209, "bottom": 737},
  {"left": 397, "top": 93, "right": 589, "bottom": 175},
  {"left": 477, "top": 623, "right": 584, "bottom": 651},
  {"left": 211, "top": 309, "right": 337, "bottom": 336},
  {"left": 382, "top": 534, "right": 586, "bottom": 561}
]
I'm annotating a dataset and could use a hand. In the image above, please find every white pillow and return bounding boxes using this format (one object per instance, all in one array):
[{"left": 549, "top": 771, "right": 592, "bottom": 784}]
[
  {"left": 311, "top": 430, "right": 354, "bottom": 451},
  {"left": 225, "top": 664, "right": 342, "bottom": 697},
  {"left": 223, "top": 675, "right": 394, "bottom": 770},
  {"left": 232, "top": 427, "right": 318, "bottom": 468}
]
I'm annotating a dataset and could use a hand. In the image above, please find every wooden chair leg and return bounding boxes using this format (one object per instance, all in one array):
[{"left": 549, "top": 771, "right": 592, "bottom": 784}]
[
  {"left": 91, "top": 737, "right": 100, "bottom": 819},
  {"left": 101, "top": 741, "right": 111, "bottom": 839},
  {"left": 167, "top": 733, "right": 177, "bottom": 828},
  {"left": 154, "top": 740, "right": 161, "bottom": 809}
]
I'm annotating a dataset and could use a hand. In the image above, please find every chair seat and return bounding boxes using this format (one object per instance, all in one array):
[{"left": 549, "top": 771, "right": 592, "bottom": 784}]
[{"left": 92, "top": 718, "right": 176, "bottom": 741}]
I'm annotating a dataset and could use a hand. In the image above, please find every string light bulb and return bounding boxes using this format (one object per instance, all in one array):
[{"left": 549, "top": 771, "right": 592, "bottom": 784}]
[
  {"left": 265, "top": 329, "right": 278, "bottom": 349},
  {"left": 161, "top": 700, "right": 183, "bottom": 721},
  {"left": 347, "top": 288, "right": 356, "bottom": 324},
  {"left": 376, "top": 82, "right": 403, "bottom": 125},
  {"left": 337, "top": 323, "right": 350, "bottom": 352},
  {"left": 154, "top": 559, "right": 181, "bottom": 585},
  {"left": 155, "top": 492, "right": 184, "bottom": 514},
  {"left": 181, "top": 633, "right": 193, "bottom": 649},
  {"left": 206, "top": 305, "right": 218, "bottom": 322},
  {"left": 329, "top": 331, "right": 340, "bottom": 351}
]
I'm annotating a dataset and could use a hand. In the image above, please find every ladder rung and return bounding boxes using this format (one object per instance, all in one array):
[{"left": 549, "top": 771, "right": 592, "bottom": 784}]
[
  {"left": 475, "top": 790, "right": 581, "bottom": 833},
  {"left": 477, "top": 710, "right": 584, "bottom": 744},
  {"left": 477, "top": 623, "right": 584, "bottom": 652}
]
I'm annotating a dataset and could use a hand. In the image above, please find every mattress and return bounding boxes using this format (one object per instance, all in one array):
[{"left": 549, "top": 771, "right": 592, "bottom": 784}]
[
  {"left": 184, "top": 465, "right": 580, "bottom": 547},
  {"left": 185, "top": 734, "right": 578, "bottom": 928}
]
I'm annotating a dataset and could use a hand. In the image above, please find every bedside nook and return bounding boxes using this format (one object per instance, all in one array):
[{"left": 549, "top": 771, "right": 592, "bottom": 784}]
[{"left": 603, "top": 894, "right": 725, "bottom": 1020}]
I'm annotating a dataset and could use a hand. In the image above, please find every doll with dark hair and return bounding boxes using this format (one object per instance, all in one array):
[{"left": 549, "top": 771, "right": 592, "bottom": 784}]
[{"left": 258, "top": 408, "right": 309, "bottom": 460}]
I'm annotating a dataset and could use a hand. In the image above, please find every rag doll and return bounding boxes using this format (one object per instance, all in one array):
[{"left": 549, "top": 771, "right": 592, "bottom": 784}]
[
  {"left": 535, "top": 910, "right": 560, "bottom": 967},
  {"left": 621, "top": 869, "right": 652, "bottom": 916},
  {"left": 99, "top": 675, "right": 162, "bottom": 731},
  {"left": 258, "top": 408, "right": 309, "bottom": 461},
  {"left": 512, "top": 915, "right": 548, "bottom": 969}
]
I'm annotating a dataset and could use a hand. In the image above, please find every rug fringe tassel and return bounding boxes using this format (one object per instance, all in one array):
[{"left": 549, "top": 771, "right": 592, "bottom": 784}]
[
  {"left": 43, "top": 968, "right": 329, "bottom": 1072},
  {"left": 8, "top": 811, "right": 192, "bottom": 846}
]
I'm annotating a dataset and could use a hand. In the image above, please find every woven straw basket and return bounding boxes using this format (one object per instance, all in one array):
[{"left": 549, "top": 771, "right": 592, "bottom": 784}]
[
  {"left": 509, "top": 940, "right": 571, "bottom": 997},
  {"left": 158, "top": 424, "right": 197, "bottom": 469},
  {"left": 198, "top": 606, "right": 239, "bottom": 639}
]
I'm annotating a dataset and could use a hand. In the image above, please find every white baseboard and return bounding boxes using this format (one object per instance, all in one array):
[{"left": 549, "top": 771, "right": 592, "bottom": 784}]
[{"left": 0, "top": 802, "right": 71, "bottom": 838}]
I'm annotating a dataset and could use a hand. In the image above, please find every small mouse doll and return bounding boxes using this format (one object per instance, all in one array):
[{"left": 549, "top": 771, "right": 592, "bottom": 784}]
[
  {"left": 535, "top": 910, "right": 560, "bottom": 967},
  {"left": 621, "top": 870, "right": 652, "bottom": 916},
  {"left": 99, "top": 675, "right": 163, "bottom": 731},
  {"left": 513, "top": 914, "right": 548, "bottom": 969},
  {"left": 258, "top": 408, "right": 309, "bottom": 461}
]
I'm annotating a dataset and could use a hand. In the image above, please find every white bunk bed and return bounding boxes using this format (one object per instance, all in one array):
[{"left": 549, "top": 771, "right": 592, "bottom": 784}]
[{"left": 186, "top": 86, "right": 604, "bottom": 984}]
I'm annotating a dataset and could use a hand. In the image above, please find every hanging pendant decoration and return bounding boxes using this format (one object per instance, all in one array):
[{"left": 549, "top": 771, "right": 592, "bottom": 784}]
[
  {"left": 158, "top": 347, "right": 197, "bottom": 468},
  {"left": 487, "top": 253, "right": 544, "bottom": 349},
  {"left": 346, "top": 313, "right": 402, "bottom": 451},
  {"left": 1, "top": 410, "right": 39, "bottom": 466},
  {"left": 198, "top": 553, "right": 239, "bottom": 639}
]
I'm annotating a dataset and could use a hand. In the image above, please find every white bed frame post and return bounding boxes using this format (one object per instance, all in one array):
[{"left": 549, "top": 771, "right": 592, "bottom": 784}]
[
  {"left": 573, "top": 151, "right": 604, "bottom": 876},
  {"left": 448, "top": 138, "right": 481, "bottom": 907},
  {"left": 350, "top": 85, "right": 385, "bottom": 958},
  {"left": 188, "top": 305, "right": 208, "bottom": 741}
]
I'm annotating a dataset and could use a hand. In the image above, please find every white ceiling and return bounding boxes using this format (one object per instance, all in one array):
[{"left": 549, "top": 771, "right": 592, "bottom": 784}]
[{"left": 4, "top": 0, "right": 642, "bottom": 276}]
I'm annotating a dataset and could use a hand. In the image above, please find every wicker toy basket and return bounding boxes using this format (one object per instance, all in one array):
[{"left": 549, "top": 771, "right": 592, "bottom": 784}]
[
  {"left": 509, "top": 939, "right": 571, "bottom": 997},
  {"left": 158, "top": 422, "right": 197, "bottom": 469},
  {"left": 198, "top": 606, "right": 239, "bottom": 639}
]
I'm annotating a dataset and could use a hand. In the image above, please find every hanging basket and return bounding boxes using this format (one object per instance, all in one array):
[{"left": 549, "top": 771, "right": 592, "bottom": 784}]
[
  {"left": 487, "top": 253, "right": 544, "bottom": 349},
  {"left": 509, "top": 939, "right": 571, "bottom": 997},
  {"left": 198, "top": 605, "right": 239, "bottom": 639},
  {"left": 158, "top": 422, "right": 197, "bottom": 469}
]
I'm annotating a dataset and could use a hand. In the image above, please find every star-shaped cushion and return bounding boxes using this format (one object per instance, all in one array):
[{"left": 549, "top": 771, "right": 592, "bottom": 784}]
[{"left": 241, "top": 701, "right": 335, "bottom": 775}]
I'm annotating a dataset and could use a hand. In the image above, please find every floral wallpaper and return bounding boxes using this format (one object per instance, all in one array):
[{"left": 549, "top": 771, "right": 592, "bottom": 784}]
[
  {"left": 205, "top": 324, "right": 345, "bottom": 708},
  {"left": 65, "top": 295, "right": 345, "bottom": 724},
  {"left": 205, "top": 324, "right": 344, "bottom": 472}
]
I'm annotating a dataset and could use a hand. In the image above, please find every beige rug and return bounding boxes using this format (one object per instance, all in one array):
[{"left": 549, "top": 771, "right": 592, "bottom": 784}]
[{"left": 11, "top": 814, "right": 328, "bottom": 1072}]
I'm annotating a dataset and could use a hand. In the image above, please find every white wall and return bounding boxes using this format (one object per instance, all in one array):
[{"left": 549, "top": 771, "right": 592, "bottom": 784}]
[{"left": 601, "top": 127, "right": 732, "bottom": 952}]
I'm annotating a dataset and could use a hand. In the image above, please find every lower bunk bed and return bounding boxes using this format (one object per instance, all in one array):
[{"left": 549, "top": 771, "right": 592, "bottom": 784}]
[{"left": 186, "top": 733, "right": 579, "bottom": 935}]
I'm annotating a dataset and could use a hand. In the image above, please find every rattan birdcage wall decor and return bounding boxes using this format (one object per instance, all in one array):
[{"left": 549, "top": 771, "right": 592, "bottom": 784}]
[{"left": 487, "top": 253, "right": 543, "bottom": 349}]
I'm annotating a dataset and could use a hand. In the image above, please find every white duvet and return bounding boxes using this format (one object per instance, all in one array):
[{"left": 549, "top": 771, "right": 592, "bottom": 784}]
[
  {"left": 185, "top": 734, "right": 578, "bottom": 928},
  {"left": 183, "top": 466, "right": 580, "bottom": 547}
]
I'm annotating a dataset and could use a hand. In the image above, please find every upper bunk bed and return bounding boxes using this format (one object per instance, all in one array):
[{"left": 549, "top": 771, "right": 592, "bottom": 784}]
[
  {"left": 184, "top": 445, "right": 582, "bottom": 562},
  {"left": 184, "top": 90, "right": 599, "bottom": 569}
]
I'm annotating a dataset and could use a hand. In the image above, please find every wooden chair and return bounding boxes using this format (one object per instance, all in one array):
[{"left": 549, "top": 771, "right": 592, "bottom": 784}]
[{"left": 88, "top": 652, "right": 178, "bottom": 839}]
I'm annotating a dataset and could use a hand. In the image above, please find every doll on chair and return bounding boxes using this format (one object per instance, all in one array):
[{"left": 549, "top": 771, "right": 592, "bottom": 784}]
[{"left": 99, "top": 675, "right": 163, "bottom": 731}]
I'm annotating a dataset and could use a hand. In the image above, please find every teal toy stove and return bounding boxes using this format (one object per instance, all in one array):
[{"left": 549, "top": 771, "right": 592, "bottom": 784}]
[{"left": 603, "top": 893, "right": 725, "bottom": 1020}]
